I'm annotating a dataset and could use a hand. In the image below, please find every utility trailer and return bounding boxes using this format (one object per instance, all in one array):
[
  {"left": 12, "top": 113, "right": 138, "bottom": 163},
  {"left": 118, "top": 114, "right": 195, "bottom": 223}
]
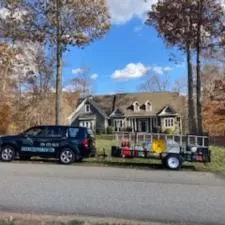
[{"left": 111, "top": 132, "right": 211, "bottom": 170}]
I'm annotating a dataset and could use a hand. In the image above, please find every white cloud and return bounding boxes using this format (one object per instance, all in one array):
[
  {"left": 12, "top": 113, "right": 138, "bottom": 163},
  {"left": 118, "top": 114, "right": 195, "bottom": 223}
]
[
  {"left": 90, "top": 73, "right": 99, "bottom": 80},
  {"left": 71, "top": 68, "right": 84, "bottom": 75},
  {"left": 112, "top": 63, "right": 149, "bottom": 80},
  {"left": 150, "top": 66, "right": 173, "bottom": 75},
  {"left": 108, "top": 0, "right": 225, "bottom": 25},
  {"left": 107, "top": 0, "right": 157, "bottom": 24}
]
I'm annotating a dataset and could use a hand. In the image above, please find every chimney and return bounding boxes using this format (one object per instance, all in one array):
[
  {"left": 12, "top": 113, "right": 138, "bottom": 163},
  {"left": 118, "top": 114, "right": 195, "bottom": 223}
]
[{"left": 112, "top": 94, "right": 117, "bottom": 112}]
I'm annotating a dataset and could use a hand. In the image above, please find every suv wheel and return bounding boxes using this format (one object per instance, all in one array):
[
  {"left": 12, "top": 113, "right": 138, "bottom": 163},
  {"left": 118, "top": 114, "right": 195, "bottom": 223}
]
[
  {"left": 1, "top": 145, "right": 15, "bottom": 162},
  {"left": 59, "top": 148, "right": 75, "bottom": 165}
]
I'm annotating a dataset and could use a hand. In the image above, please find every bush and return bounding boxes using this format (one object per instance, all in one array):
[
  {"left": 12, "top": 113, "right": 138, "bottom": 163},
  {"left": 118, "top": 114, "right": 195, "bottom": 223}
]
[
  {"left": 124, "top": 127, "right": 132, "bottom": 132},
  {"left": 164, "top": 128, "right": 174, "bottom": 134},
  {"left": 107, "top": 126, "right": 113, "bottom": 134},
  {"left": 95, "top": 128, "right": 102, "bottom": 135}
]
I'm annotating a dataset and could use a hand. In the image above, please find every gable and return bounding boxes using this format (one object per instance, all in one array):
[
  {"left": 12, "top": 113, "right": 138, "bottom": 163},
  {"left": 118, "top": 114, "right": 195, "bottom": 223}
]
[
  {"left": 157, "top": 105, "right": 178, "bottom": 116},
  {"left": 109, "top": 108, "right": 124, "bottom": 117},
  {"left": 68, "top": 97, "right": 107, "bottom": 123}
]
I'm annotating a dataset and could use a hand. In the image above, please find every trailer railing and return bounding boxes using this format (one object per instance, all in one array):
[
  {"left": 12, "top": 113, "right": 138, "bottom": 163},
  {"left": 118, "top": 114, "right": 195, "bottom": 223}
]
[{"left": 96, "top": 133, "right": 224, "bottom": 148}]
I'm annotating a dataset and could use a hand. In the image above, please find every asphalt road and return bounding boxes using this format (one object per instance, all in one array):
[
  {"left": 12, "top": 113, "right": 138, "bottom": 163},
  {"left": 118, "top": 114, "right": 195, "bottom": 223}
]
[{"left": 0, "top": 163, "right": 225, "bottom": 225}]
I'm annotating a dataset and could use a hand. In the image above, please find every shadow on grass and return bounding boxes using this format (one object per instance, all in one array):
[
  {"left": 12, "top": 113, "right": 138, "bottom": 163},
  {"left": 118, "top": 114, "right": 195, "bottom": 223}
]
[
  {"left": 0, "top": 221, "right": 15, "bottom": 225},
  {"left": 84, "top": 159, "right": 196, "bottom": 171}
]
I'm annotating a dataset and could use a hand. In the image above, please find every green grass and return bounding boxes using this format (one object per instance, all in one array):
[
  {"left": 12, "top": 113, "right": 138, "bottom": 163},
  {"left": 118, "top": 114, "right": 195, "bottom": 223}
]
[
  {"left": 15, "top": 136, "right": 225, "bottom": 173},
  {"left": 82, "top": 138, "right": 225, "bottom": 172},
  {"left": 194, "top": 146, "right": 225, "bottom": 172},
  {"left": 0, "top": 221, "right": 15, "bottom": 225}
]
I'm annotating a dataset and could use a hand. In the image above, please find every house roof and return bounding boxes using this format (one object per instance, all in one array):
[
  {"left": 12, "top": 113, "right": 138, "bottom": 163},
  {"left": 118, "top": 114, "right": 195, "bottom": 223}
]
[{"left": 74, "top": 92, "right": 185, "bottom": 118}]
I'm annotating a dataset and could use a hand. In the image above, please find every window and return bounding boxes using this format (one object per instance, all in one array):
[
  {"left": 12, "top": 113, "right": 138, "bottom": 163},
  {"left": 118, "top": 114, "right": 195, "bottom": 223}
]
[
  {"left": 79, "top": 121, "right": 92, "bottom": 129},
  {"left": 165, "top": 118, "right": 174, "bottom": 128},
  {"left": 133, "top": 101, "right": 140, "bottom": 112},
  {"left": 46, "top": 127, "right": 61, "bottom": 137},
  {"left": 114, "top": 119, "right": 124, "bottom": 131},
  {"left": 23, "top": 127, "right": 45, "bottom": 137},
  {"left": 85, "top": 104, "right": 91, "bottom": 113},
  {"left": 68, "top": 128, "right": 79, "bottom": 138},
  {"left": 145, "top": 101, "right": 152, "bottom": 112}
]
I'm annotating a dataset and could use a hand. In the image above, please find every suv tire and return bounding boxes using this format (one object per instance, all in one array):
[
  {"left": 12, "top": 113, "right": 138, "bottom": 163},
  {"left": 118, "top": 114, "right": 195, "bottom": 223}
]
[
  {"left": 59, "top": 148, "right": 75, "bottom": 165},
  {"left": 0, "top": 145, "right": 15, "bottom": 162}
]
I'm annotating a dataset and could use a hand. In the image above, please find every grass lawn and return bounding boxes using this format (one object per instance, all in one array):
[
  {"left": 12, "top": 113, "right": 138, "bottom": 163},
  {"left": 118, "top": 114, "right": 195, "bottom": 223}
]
[{"left": 82, "top": 137, "right": 225, "bottom": 172}]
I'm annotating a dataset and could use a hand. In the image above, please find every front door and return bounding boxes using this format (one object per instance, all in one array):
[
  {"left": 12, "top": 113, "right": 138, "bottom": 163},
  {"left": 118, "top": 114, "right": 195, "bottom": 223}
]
[{"left": 138, "top": 119, "right": 148, "bottom": 132}]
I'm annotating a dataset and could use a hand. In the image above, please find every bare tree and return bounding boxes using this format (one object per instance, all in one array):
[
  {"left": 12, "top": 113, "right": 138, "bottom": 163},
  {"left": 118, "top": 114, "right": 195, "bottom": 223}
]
[
  {"left": 71, "top": 67, "right": 93, "bottom": 98},
  {"left": 172, "top": 76, "right": 188, "bottom": 95},
  {"left": 0, "top": 0, "right": 111, "bottom": 124},
  {"left": 140, "top": 72, "right": 170, "bottom": 92}
]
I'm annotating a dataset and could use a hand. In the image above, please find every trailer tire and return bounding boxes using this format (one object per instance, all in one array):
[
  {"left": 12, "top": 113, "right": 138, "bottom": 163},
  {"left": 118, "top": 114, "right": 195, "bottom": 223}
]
[{"left": 165, "top": 154, "right": 182, "bottom": 170}]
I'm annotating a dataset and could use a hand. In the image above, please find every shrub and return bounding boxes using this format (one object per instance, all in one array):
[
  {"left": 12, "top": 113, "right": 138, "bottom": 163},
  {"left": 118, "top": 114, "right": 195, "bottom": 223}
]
[
  {"left": 96, "top": 128, "right": 102, "bottom": 135},
  {"left": 125, "top": 127, "right": 132, "bottom": 132},
  {"left": 164, "top": 128, "right": 174, "bottom": 134},
  {"left": 107, "top": 126, "right": 113, "bottom": 134}
]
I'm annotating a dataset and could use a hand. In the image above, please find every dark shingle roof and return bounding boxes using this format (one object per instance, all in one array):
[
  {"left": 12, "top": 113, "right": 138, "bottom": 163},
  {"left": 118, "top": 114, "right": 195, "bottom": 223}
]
[{"left": 77, "top": 92, "right": 186, "bottom": 117}]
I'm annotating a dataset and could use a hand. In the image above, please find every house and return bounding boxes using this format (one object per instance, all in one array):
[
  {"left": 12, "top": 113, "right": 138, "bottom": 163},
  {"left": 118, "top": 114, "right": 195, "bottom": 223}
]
[{"left": 68, "top": 92, "right": 186, "bottom": 134}]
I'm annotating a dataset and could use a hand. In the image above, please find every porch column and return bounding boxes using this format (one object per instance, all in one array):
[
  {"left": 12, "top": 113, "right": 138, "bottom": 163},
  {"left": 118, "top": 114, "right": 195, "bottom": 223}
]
[
  {"left": 127, "top": 118, "right": 130, "bottom": 128},
  {"left": 150, "top": 118, "right": 152, "bottom": 133},
  {"left": 134, "top": 118, "right": 137, "bottom": 132},
  {"left": 146, "top": 119, "right": 149, "bottom": 132},
  {"left": 179, "top": 116, "right": 183, "bottom": 134}
]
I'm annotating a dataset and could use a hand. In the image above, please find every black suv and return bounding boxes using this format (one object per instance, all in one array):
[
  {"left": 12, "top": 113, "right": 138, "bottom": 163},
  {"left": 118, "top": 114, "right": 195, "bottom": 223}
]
[{"left": 0, "top": 125, "right": 96, "bottom": 164}]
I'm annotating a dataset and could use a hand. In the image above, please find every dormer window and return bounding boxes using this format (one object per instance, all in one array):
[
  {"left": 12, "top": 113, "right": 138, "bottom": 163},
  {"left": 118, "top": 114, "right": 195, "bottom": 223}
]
[
  {"left": 145, "top": 101, "right": 152, "bottom": 112},
  {"left": 133, "top": 101, "right": 140, "bottom": 112},
  {"left": 85, "top": 104, "right": 91, "bottom": 113}
]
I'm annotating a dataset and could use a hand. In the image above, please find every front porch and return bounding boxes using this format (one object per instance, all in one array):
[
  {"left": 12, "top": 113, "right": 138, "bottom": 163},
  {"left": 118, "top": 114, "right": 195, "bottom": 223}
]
[
  {"left": 111, "top": 117, "right": 160, "bottom": 133},
  {"left": 128, "top": 117, "right": 160, "bottom": 133},
  {"left": 111, "top": 116, "right": 182, "bottom": 134}
]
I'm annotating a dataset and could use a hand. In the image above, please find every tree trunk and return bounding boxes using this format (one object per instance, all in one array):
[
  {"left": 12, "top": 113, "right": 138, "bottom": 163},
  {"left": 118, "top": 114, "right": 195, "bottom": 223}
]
[
  {"left": 55, "top": 44, "right": 63, "bottom": 125},
  {"left": 186, "top": 44, "right": 197, "bottom": 134},
  {"left": 55, "top": 0, "right": 62, "bottom": 125},
  {"left": 196, "top": 0, "right": 203, "bottom": 134},
  {"left": 196, "top": 34, "right": 203, "bottom": 134}
]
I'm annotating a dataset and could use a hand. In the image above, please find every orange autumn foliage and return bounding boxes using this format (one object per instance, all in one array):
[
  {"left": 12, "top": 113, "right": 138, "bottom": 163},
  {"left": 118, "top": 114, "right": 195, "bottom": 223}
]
[{"left": 203, "top": 100, "right": 225, "bottom": 136}]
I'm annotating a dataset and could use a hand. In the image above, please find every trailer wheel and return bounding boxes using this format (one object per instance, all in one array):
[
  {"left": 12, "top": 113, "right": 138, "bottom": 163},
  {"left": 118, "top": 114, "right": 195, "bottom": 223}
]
[{"left": 165, "top": 154, "right": 182, "bottom": 170}]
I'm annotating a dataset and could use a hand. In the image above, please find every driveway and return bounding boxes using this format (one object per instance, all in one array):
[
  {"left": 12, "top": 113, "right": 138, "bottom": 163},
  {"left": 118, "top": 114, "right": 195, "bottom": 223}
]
[{"left": 0, "top": 163, "right": 225, "bottom": 225}]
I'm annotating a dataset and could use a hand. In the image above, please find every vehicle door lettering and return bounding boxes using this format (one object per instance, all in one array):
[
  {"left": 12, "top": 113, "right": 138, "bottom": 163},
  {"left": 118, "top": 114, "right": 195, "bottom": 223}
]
[
  {"left": 40, "top": 143, "right": 59, "bottom": 147},
  {"left": 21, "top": 147, "right": 55, "bottom": 153}
]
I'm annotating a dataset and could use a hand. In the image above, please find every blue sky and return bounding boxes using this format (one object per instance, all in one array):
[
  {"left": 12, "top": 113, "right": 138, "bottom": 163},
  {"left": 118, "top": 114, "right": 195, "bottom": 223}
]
[{"left": 63, "top": 0, "right": 187, "bottom": 95}]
